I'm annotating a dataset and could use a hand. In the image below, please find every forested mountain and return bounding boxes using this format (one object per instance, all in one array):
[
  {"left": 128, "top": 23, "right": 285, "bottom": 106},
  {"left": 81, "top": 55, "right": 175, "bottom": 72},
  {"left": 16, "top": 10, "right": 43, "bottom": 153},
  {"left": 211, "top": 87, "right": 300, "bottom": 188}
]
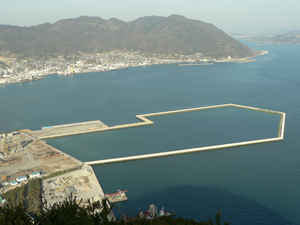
[{"left": 0, "top": 15, "right": 254, "bottom": 58}]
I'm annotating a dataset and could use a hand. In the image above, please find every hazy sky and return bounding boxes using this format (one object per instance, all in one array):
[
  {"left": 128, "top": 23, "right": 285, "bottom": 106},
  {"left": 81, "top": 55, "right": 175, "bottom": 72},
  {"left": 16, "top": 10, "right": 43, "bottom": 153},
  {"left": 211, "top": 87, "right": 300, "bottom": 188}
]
[{"left": 1, "top": 0, "right": 299, "bottom": 34}]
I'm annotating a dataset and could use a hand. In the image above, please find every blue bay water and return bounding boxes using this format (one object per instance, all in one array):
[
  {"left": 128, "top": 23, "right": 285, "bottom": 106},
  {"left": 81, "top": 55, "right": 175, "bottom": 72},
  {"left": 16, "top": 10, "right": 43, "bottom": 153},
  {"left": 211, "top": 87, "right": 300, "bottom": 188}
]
[
  {"left": 0, "top": 40, "right": 300, "bottom": 224},
  {"left": 46, "top": 106, "right": 281, "bottom": 161}
]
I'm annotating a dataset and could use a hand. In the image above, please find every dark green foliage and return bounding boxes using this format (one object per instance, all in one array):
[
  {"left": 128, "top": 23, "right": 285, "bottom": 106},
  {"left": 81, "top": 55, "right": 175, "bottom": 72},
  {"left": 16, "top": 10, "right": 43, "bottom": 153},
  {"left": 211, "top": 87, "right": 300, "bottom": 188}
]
[
  {"left": 0, "top": 15, "right": 253, "bottom": 58},
  {"left": 0, "top": 204, "right": 32, "bottom": 225},
  {"left": 1, "top": 178, "right": 42, "bottom": 216},
  {"left": 36, "top": 197, "right": 114, "bottom": 225},
  {"left": 1, "top": 183, "right": 26, "bottom": 207},
  {"left": 0, "top": 196, "right": 229, "bottom": 224},
  {"left": 27, "top": 178, "right": 42, "bottom": 216}
]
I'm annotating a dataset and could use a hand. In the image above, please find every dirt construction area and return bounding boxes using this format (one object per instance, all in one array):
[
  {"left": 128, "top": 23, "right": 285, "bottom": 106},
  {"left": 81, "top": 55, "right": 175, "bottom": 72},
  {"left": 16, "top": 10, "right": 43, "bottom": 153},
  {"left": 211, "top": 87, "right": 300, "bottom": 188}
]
[
  {"left": 0, "top": 130, "right": 82, "bottom": 189},
  {"left": 42, "top": 164, "right": 105, "bottom": 206}
]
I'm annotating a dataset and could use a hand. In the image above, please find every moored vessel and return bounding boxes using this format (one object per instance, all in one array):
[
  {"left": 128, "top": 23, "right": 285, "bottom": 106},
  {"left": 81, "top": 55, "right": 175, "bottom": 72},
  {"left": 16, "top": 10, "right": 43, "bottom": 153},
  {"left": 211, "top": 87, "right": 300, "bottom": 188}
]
[{"left": 105, "top": 190, "right": 128, "bottom": 203}]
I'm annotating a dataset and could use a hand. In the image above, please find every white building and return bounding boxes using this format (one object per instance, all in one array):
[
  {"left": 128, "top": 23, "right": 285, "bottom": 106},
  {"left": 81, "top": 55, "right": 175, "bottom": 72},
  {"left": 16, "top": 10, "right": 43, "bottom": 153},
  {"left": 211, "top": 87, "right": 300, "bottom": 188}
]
[
  {"left": 30, "top": 171, "right": 41, "bottom": 179},
  {"left": 10, "top": 180, "right": 18, "bottom": 186},
  {"left": 16, "top": 175, "right": 27, "bottom": 183},
  {"left": 7, "top": 68, "right": 14, "bottom": 74}
]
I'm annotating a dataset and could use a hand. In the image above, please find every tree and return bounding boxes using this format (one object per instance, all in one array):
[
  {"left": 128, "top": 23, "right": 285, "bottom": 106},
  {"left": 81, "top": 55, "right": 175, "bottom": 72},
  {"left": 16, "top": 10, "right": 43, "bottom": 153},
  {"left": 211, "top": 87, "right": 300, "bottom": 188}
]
[
  {"left": 0, "top": 204, "right": 32, "bottom": 225},
  {"left": 0, "top": 196, "right": 229, "bottom": 224},
  {"left": 35, "top": 196, "right": 114, "bottom": 225}
]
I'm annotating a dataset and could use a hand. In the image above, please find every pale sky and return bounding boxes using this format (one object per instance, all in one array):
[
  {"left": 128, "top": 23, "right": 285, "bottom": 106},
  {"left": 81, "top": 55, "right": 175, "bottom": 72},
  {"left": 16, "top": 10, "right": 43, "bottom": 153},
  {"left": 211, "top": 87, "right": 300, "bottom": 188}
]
[{"left": 1, "top": 0, "right": 299, "bottom": 34}]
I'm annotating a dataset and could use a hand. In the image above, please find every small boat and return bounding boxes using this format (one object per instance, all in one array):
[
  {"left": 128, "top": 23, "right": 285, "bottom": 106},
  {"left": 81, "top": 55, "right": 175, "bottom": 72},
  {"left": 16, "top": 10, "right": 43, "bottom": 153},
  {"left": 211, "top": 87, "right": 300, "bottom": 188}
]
[
  {"left": 105, "top": 190, "right": 127, "bottom": 197},
  {"left": 105, "top": 190, "right": 128, "bottom": 203}
]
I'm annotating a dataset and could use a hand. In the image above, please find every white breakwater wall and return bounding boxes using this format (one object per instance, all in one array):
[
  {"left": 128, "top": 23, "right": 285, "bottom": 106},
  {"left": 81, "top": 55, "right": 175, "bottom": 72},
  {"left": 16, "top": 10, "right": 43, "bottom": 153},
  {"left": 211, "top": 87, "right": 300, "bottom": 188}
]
[
  {"left": 86, "top": 137, "right": 283, "bottom": 165},
  {"left": 41, "top": 103, "right": 282, "bottom": 139},
  {"left": 36, "top": 103, "right": 285, "bottom": 165},
  {"left": 141, "top": 103, "right": 231, "bottom": 117},
  {"left": 279, "top": 112, "right": 286, "bottom": 139},
  {"left": 38, "top": 104, "right": 231, "bottom": 139},
  {"left": 85, "top": 103, "right": 286, "bottom": 165}
]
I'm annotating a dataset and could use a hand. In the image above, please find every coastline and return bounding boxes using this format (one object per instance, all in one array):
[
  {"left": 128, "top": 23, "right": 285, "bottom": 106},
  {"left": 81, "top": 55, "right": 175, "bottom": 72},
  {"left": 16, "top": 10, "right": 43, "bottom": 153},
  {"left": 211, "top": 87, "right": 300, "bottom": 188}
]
[
  {"left": 0, "top": 51, "right": 267, "bottom": 86},
  {"left": 0, "top": 130, "right": 115, "bottom": 219}
]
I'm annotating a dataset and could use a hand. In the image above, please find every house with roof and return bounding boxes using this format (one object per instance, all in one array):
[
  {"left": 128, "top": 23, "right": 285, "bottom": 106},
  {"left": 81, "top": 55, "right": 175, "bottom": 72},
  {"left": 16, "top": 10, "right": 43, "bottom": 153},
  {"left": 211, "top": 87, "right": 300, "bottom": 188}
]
[
  {"left": 30, "top": 171, "right": 41, "bottom": 179},
  {"left": 16, "top": 175, "right": 27, "bottom": 183},
  {"left": 10, "top": 180, "right": 18, "bottom": 186}
]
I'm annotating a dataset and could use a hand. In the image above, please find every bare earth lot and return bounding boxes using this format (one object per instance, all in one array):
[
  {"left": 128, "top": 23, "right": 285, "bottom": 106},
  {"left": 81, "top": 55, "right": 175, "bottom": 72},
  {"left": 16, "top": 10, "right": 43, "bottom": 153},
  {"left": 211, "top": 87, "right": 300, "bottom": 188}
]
[{"left": 0, "top": 130, "right": 82, "bottom": 189}]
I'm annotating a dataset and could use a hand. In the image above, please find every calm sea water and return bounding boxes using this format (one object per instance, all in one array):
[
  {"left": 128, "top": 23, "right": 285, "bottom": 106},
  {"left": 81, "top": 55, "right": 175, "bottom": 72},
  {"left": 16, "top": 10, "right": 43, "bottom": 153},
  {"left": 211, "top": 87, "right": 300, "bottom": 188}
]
[
  {"left": 46, "top": 106, "right": 281, "bottom": 161},
  {"left": 1, "top": 40, "right": 300, "bottom": 224}
]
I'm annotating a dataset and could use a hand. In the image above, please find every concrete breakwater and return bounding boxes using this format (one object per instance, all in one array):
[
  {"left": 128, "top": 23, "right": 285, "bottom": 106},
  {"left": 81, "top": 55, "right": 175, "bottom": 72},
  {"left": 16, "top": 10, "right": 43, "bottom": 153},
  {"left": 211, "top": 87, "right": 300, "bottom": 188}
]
[
  {"left": 31, "top": 103, "right": 285, "bottom": 165},
  {"left": 34, "top": 103, "right": 275, "bottom": 139},
  {"left": 86, "top": 137, "right": 283, "bottom": 165}
]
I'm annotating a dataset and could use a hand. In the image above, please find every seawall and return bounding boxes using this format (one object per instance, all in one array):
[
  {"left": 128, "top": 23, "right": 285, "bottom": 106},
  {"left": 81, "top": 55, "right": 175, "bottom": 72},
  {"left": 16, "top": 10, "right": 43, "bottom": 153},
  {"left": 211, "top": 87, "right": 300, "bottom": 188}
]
[
  {"left": 34, "top": 103, "right": 284, "bottom": 140},
  {"left": 85, "top": 103, "right": 285, "bottom": 165},
  {"left": 29, "top": 103, "right": 285, "bottom": 165},
  {"left": 86, "top": 137, "right": 283, "bottom": 165}
]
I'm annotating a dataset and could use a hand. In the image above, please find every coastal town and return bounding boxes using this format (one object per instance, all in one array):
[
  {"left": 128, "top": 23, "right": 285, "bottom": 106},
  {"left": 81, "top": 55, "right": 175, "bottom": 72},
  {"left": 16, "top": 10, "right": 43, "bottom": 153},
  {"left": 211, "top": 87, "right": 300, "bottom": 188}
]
[
  {"left": 0, "top": 52, "right": 215, "bottom": 84},
  {"left": 0, "top": 50, "right": 268, "bottom": 85}
]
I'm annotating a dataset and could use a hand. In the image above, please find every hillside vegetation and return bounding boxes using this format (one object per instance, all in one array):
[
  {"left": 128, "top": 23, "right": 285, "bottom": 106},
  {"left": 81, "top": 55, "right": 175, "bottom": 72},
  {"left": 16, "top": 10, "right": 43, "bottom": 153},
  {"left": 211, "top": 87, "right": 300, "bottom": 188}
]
[{"left": 0, "top": 15, "right": 254, "bottom": 58}]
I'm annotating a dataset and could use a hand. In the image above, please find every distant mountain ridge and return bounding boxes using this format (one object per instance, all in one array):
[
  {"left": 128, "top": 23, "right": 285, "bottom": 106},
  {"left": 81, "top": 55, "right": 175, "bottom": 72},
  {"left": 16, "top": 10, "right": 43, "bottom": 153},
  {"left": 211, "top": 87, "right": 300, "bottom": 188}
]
[
  {"left": 0, "top": 15, "right": 255, "bottom": 58},
  {"left": 241, "top": 30, "right": 300, "bottom": 44}
]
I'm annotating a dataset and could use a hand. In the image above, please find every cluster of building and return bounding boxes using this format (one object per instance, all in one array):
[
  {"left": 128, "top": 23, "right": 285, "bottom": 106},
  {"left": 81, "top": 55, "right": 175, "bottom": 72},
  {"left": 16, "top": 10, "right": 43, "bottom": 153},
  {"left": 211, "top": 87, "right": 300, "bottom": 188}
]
[
  {"left": 0, "top": 52, "right": 213, "bottom": 85},
  {"left": 1, "top": 171, "right": 40, "bottom": 187}
]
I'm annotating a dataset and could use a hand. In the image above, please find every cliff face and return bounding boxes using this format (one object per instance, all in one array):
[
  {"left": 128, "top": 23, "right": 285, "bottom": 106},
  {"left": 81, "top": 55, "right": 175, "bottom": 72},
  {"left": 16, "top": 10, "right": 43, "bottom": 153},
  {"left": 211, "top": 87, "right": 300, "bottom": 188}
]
[{"left": 0, "top": 15, "right": 254, "bottom": 58}]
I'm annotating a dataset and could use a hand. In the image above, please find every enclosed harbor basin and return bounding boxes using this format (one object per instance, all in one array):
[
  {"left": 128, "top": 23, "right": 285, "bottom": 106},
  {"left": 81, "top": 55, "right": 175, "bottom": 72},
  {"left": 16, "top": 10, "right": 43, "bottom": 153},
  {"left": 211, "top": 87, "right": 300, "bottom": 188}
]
[{"left": 45, "top": 104, "right": 283, "bottom": 163}]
